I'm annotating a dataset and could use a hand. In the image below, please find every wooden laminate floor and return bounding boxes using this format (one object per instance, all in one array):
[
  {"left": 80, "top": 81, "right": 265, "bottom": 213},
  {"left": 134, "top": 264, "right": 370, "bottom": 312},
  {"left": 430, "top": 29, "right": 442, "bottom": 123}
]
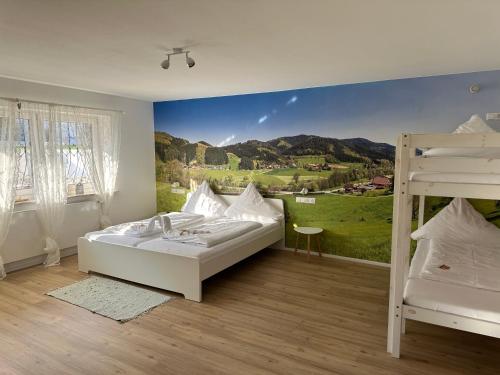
[{"left": 1, "top": 250, "right": 500, "bottom": 375}]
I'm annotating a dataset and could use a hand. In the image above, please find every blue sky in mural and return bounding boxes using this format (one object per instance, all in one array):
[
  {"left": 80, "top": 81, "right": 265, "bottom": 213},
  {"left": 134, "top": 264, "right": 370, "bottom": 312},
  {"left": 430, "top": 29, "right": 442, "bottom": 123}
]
[{"left": 154, "top": 70, "right": 500, "bottom": 146}]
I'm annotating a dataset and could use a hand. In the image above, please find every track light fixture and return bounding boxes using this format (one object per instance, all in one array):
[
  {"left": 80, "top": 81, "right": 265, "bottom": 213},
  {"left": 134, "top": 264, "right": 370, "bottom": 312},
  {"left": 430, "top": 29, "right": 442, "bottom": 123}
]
[
  {"left": 161, "top": 48, "right": 195, "bottom": 70},
  {"left": 160, "top": 55, "right": 170, "bottom": 69},
  {"left": 186, "top": 52, "right": 195, "bottom": 68}
]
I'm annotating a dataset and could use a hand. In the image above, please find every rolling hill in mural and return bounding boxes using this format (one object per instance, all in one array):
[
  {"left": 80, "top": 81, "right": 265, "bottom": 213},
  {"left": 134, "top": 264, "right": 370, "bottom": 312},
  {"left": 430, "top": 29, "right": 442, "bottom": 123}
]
[{"left": 155, "top": 131, "right": 397, "bottom": 262}]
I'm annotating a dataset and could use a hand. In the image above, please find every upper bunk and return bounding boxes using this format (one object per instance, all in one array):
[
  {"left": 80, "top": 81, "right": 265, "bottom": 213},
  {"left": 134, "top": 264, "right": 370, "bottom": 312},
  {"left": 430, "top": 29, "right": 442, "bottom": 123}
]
[{"left": 398, "top": 132, "right": 500, "bottom": 200}]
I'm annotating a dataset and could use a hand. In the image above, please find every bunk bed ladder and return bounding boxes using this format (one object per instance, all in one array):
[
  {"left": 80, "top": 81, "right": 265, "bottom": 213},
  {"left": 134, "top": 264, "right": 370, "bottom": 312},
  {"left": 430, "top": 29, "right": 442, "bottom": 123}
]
[{"left": 387, "top": 134, "right": 414, "bottom": 358}]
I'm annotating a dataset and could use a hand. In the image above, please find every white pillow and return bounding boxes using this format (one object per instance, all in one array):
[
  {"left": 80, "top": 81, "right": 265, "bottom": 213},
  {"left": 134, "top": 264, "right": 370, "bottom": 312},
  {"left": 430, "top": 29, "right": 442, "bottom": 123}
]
[
  {"left": 411, "top": 198, "right": 500, "bottom": 247},
  {"left": 423, "top": 115, "right": 500, "bottom": 158},
  {"left": 224, "top": 183, "right": 283, "bottom": 223},
  {"left": 454, "top": 114, "right": 494, "bottom": 134},
  {"left": 182, "top": 181, "right": 228, "bottom": 217}
]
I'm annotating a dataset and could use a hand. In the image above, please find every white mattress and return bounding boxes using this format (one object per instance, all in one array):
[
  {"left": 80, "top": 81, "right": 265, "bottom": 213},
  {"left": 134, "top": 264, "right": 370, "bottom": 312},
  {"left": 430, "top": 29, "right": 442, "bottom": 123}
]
[
  {"left": 138, "top": 221, "right": 280, "bottom": 262},
  {"left": 409, "top": 171, "right": 500, "bottom": 185},
  {"left": 85, "top": 218, "right": 281, "bottom": 263},
  {"left": 404, "top": 239, "right": 500, "bottom": 323}
]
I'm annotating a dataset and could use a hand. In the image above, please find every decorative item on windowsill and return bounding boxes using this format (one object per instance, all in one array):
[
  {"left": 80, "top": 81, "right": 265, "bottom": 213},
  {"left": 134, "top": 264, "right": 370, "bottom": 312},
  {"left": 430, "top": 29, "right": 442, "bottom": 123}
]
[{"left": 75, "top": 181, "right": 84, "bottom": 195}]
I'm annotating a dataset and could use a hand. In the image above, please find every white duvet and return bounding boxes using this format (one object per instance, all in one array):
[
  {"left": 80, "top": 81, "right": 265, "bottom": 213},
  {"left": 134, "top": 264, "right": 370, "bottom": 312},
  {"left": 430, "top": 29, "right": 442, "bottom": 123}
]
[
  {"left": 86, "top": 212, "right": 205, "bottom": 247},
  {"left": 162, "top": 217, "right": 262, "bottom": 247},
  {"left": 104, "top": 212, "right": 204, "bottom": 237},
  {"left": 420, "top": 239, "right": 500, "bottom": 292}
]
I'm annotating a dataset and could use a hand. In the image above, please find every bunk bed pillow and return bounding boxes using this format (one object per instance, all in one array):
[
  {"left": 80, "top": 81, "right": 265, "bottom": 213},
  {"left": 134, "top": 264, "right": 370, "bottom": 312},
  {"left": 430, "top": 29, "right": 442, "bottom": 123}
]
[
  {"left": 224, "top": 183, "right": 283, "bottom": 224},
  {"left": 411, "top": 198, "right": 500, "bottom": 247},
  {"left": 423, "top": 115, "right": 500, "bottom": 158},
  {"left": 182, "top": 181, "right": 228, "bottom": 217}
]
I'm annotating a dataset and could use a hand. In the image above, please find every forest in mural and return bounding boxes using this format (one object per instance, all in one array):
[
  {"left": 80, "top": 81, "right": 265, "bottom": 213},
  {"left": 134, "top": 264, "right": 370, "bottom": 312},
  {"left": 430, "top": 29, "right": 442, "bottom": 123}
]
[{"left": 154, "top": 70, "right": 500, "bottom": 263}]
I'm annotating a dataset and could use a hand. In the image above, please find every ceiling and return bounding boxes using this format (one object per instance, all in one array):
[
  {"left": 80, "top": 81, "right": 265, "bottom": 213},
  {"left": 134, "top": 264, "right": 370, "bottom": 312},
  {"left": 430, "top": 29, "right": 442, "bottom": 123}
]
[{"left": 2, "top": 0, "right": 500, "bottom": 102}]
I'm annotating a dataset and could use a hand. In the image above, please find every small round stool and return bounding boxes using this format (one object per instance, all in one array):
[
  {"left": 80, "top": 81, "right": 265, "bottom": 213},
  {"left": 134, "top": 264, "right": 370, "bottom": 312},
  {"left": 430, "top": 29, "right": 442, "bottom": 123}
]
[{"left": 293, "top": 227, "right": 323, "bottom": 261}]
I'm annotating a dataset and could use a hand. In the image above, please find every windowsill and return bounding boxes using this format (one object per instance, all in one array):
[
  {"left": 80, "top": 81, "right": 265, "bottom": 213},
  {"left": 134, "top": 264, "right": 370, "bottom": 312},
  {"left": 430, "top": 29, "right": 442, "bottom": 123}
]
[
  {"left": 14, "top": 193, "right": 97, "bottom": 213},
  {"left": 67, "top": 193, "right": 97, "bottom": 204}
]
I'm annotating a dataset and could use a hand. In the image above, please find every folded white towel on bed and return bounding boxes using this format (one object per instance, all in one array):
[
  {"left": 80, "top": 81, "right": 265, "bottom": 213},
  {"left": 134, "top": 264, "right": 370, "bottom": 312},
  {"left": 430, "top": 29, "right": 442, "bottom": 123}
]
[
  {"left": 162, "top": 217, "right": 262, "bottom": 247},
  {"left": 110, "top": 215, "right": 162, "bottom": 237},
  {"left": 106, "top": 212, "right": 204, "bottom": 238}
]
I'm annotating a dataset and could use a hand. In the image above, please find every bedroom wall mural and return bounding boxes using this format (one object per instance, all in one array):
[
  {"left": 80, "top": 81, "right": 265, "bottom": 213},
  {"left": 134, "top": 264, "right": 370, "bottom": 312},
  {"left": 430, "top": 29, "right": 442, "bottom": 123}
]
[{"left": 154, "top": 70, "right": 500, "bottom": 263}]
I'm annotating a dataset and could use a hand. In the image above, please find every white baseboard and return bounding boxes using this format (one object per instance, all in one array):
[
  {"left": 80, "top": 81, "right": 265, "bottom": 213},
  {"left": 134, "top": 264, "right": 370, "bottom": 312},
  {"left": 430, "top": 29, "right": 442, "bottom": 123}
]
[
  {"left": 277, "top": 246, "right": 390, "bottom": 268},
  {"left": 6, "top": 245, "right": 389, "bottom": 274},
  {"left": 5, "top": 246, "right": 78, "bottom": 273}
]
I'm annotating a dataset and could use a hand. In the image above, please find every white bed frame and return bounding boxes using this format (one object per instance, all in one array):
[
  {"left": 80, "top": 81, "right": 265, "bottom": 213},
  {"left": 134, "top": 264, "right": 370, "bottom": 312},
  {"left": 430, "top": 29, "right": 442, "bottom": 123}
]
[
  {"left": 78, "top": 195, "right": 285, "bottom": 302},
  {"left": 387, "top": 133, "right": 500, "bottom": 358}
]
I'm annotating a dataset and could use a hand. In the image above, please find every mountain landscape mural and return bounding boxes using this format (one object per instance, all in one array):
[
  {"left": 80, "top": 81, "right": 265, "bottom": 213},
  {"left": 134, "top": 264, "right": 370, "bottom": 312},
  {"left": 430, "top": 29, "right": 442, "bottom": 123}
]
[
  {"left": 154, "top": 70, "right": 500, "bottom": 263},
  {"left": 155, "top": 130, "right": 398, "bottom": 262}
]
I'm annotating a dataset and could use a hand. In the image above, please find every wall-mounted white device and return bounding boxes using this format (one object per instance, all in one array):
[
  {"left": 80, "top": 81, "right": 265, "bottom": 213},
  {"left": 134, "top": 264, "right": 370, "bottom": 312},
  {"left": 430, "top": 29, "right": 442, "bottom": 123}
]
[
  {"left": 296, "top": 197, "right": 316, "bottom": 204},
  {"left": 486, "top": 113, "right": 500, "bottom": 121}
]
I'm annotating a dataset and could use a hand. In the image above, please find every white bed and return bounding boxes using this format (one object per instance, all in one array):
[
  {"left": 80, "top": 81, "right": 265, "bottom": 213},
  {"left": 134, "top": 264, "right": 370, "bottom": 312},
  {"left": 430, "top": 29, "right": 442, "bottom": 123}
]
[
  {"left": 387, "top": 129, "right": 500, "bottom": 358},
  {"left": 404, "top": 239, "right": 500, "bottom": 324},
  {"left": 78, "top": 194, "right": 284, "bottom": 302}
]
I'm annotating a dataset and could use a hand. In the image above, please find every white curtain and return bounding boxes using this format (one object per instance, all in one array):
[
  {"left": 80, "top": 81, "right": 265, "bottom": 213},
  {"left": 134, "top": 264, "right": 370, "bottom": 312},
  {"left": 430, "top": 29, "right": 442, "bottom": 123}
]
[
  {"left": 22, "top": 102, "right": 67, "bottom": 266},
  {"left": 74, "top": 108, "right": 121, "bottom": 228},
  {"left": 0, "top": 101, "right": 18, "bottom": 279}
]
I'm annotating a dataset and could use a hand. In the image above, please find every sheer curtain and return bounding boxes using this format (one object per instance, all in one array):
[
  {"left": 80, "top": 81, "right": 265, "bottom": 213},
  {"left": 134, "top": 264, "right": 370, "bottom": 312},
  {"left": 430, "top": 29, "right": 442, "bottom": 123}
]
[
  {"left": 75, "top": 108, "right": 121, "bottom": 229},
  {"left": 22, "top": 102, "right": 67, "bottom": 266},
  {"left": 0, "top": 100, "right": 18, "bottom": 279}
]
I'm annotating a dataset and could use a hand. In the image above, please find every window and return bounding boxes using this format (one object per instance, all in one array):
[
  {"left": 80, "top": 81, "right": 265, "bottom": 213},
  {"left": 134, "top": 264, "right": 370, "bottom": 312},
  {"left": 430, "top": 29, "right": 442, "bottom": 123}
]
[
  {"left": 61, "top": 121, "right": 95, "bottom": 198},
  {"left": 0, "top": 100, "right": 120, "bottom": 212},
  {"left": 14, "top": 118, "right": 95, "bottom": 203},
  {"left": 15, "top": 118, "right": 33, "bottom": 202}
]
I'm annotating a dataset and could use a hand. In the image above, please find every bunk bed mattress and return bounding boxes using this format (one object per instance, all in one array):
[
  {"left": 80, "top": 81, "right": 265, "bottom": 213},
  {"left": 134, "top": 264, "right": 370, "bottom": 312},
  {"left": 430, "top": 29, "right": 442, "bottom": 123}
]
[
  {"left": 409, "top": 171, "right": 500, "bottom": 185},
  {"left": 404, "top": 239, "right": 500, "bottom": 324},
  {"left": 137, "top": 221, "right": 281, "bottom": 262}
]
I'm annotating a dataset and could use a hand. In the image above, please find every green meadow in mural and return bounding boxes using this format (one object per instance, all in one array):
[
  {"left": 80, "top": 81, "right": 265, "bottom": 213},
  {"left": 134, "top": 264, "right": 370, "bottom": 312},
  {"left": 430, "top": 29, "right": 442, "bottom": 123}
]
[{"left": 154, "top": 70, "right": 500, "bottom": 263}]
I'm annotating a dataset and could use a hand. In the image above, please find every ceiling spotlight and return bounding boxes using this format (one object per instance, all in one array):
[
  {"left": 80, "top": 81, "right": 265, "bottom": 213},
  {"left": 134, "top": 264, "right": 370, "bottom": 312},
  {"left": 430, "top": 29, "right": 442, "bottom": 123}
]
[
  {"left": 160, "top": 55, "right": 170, "bottom": 69},
  {"left": 186, "top": 52, "right": 195, "bottom": 68},
  {"left": 160, "top": 48, "right": 195, "bottom": 70}
]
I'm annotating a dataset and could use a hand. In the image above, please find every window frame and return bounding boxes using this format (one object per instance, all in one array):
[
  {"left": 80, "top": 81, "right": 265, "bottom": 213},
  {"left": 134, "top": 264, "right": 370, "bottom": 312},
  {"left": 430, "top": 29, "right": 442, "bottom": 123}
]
[{"left": 12, "top": 111, "right": 97, "bottom": 206}]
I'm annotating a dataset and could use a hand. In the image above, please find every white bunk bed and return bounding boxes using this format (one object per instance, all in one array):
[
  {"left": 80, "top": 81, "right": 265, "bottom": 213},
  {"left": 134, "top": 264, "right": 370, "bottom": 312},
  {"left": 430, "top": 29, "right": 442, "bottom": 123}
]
[
  {"left": 387, "top": 132, "right": 500, "bottom": 358},
  {"left": 78, "top": 194, "right": 285, "bottom": 302}
]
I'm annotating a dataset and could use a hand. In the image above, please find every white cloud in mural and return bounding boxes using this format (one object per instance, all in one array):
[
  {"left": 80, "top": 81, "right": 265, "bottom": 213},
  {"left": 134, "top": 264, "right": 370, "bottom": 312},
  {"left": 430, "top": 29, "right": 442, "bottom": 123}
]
[
  {"left": 258, "top": 115, "right": 268, "bottom": 124},
  {"left": 217, "top": 134, "right": 236, "bottom": 147},
  {"left": 286, "top": 95, "right": 298, "bottom": 105}
]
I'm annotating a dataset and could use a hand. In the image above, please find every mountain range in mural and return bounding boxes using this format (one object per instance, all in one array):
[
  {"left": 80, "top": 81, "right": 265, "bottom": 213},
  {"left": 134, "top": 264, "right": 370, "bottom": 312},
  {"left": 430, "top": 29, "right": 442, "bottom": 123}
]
[{"left": 155, "top": 131, "right": 395, "bottom": 167}]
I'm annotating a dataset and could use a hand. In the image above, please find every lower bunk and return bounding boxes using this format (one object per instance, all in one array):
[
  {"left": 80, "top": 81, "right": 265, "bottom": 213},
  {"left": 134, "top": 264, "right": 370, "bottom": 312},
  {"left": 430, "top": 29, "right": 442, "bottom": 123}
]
[{"left": 402, "top": 238, "right": 500, "bottom": 340}]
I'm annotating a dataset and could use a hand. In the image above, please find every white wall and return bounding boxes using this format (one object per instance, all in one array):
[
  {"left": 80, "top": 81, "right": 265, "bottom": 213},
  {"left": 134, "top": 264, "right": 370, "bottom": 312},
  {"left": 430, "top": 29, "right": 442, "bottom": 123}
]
[{"left": 0, "top": 77, "right": 156, "bottom": 265}]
